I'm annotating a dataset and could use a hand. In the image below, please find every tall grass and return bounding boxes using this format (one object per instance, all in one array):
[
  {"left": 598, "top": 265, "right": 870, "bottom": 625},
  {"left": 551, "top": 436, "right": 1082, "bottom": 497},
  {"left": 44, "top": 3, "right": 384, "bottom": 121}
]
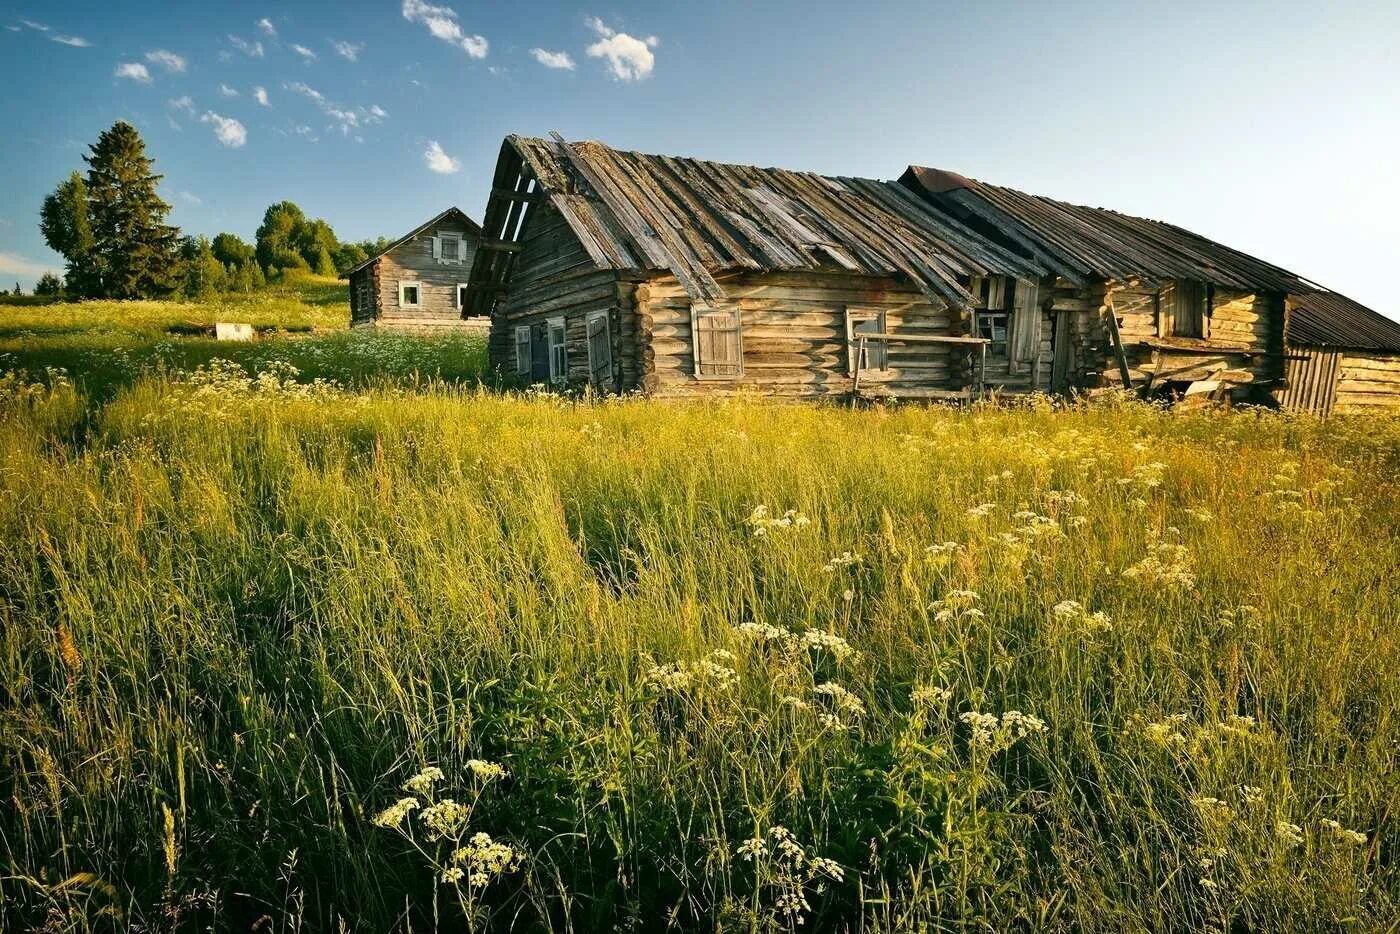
[{"left": 1, "top": 366, "right": 1397, "bottom": 931}]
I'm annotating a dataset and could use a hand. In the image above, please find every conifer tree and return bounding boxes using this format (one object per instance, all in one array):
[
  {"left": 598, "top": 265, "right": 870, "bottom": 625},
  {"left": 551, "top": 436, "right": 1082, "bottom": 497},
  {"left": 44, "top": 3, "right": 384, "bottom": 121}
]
[
  {"left": 39, "top": 172, "right": 100, "bottom": 297},
  {"left": 84, "top": 122, "right": 180, "bottom": 298}
]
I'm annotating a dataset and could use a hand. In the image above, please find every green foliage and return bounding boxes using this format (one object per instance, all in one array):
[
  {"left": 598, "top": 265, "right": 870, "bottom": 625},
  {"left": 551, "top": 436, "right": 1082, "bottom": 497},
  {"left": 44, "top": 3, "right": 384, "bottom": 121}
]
[
  {"left": 34, "top": 273, "right": 64, "bottom": 297},
  {"left": 82, "top": 121, "right": 181, "bottom": 299},
  {"left": 333, "top": 241, "right": 368, "bottom": 274},
  {"left": 178, "top": 235, "right": 227, "bottom": 299},
  {"left": 255, "top": 200, "right": 310, "bottom": 272},
  {"left": 211, "top": 232, "right": 256, "bottom": 268},
  {"left": 0, "top": 337, "right": 1396, "bottom": 930},
  {"left": 39, "top": 171, "right": 99, "bottom": 298}
]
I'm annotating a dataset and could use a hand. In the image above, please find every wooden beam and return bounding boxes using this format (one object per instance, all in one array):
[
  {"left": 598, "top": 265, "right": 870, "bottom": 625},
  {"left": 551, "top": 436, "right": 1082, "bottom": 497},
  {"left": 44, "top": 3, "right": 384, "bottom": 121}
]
[
  {"left": 1104, "top": 292, "right": 1134, "bottom": 389},
  {"left": 478, "top": 240, "right": 524, "bottom": 253},
  {"left": 492, "top": 186, "right": 544, "bottom": 203}
]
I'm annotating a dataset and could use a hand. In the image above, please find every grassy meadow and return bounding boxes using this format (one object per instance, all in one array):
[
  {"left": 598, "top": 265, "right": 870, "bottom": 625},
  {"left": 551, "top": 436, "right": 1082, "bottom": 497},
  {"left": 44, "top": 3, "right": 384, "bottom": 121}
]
[{"left": 1, "top": 292, "right": 1398, "bottom": 931}]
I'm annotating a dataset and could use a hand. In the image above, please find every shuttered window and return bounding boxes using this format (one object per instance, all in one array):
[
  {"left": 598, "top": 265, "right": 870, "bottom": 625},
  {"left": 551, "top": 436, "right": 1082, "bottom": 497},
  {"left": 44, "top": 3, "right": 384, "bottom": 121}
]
[
  {"left": 845, "top": 308, "right": 887, "bottom": 375},
  {"left": 1007, "top": 278, "right": 1041, "bottom": 375},
  {"left": 515, "top": 325, "right": 532, "bottom": 376},
  {"left": 691, "top": 304, "right": 743, "bottom": 379},
  {"left": 1168, "top": 280, "right": 1209, "bottom": 338},
  {"left": 547, "top": 317, "right": 568, "bottom": 383},
  {"left": 586, "top": 311, "right": 613, "bottom": 386}
]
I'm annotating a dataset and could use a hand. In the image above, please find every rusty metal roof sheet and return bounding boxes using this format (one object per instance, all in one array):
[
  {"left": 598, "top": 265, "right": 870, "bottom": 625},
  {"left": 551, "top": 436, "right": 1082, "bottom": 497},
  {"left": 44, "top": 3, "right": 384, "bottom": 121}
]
[
  {"left": 900, "top": 165, "right": 1315, "bottom": 294},
  {"left": 490, "top": 135, "right": 1047, "bottom": 308},
  {"left": 1287, "top": 290, "right": 1400, "bottom": 352}
]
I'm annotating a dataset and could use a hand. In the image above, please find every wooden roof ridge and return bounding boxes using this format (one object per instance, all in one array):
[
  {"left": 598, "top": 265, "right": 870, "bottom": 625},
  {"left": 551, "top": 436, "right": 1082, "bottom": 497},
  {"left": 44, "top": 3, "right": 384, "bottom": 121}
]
[
  {"left": 499, "top": 134, "right": 1048, "bottom": 308},
  {"left": 343, "top": 205, "right": 482, "bottom": 277},
  {"left": 901, "top": 164, "right": 1314, "bottom": 294}
]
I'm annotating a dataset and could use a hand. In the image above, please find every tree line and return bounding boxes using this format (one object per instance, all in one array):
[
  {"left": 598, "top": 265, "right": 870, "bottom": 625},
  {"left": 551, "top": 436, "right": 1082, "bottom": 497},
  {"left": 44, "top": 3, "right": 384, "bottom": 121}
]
[{"left": 37, "top": 121, "right": 387, "bottom": 301}]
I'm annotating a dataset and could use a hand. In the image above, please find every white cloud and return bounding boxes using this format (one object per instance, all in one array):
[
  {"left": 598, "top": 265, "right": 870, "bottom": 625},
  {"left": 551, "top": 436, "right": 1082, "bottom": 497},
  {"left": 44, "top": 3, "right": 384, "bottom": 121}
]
[
  {"left": 51, "top": 34, "right": 91, "bottom": 47},
  {"left": 145, "top": 49, "right": 185, "bottom": 72},
  {"left": 5, "top": 25, "right": 20, "bottom": 32},
  {"left": 168, "top": 95, "right": 195, "bottom": 114},
  {"left": 402, "top": 0, "right": 487, "bottom": 58},
  {"left": 19, "top": 18, "right": 47, "bottom": 31},
  {"left": 115, "top": 62, "right": 152, "bottom": 83},
  {"left": 285, "top": 81, "right": 386, "bottom": 135},
  {"left": 178, "top": 190, "right": 202, "bottom": 205},
  {"left": 585, "top": 17, "right": 656, "bottom": 81},
  {"left": 219, "top": 84, "right": 239, "bottom": 97},
  {"left": 253, "top": 86, "right": 270, "bottom": 106},
  {"left": 201, "top": 111, "right": 247, "bottom": 148},
  {"left": 291, "top": 43, "right": 317, "bottom": 61},
  {"left": 257, "top": 17, "right": 277, "bottom": 37},
  {"left": 529, "top": 48, "right": 575, "bottom": 70},
  {"left": 228, "top": 34, "right": 264, "bottom": 57},
  {"left": 0, "top": 252, "right": 60, "bottom": 279},
  {"left": 424, "top": 140, "right": 460, "bottom": 174},
  {"left": 331, "top": 39, "right": 363, "bottom": 61}
]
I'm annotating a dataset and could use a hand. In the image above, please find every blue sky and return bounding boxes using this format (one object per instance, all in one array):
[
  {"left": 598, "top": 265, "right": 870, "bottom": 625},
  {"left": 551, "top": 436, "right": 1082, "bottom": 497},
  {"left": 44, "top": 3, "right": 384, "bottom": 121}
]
[{"left": 1, "top": 0, "right": 1397, "bottom": 319}]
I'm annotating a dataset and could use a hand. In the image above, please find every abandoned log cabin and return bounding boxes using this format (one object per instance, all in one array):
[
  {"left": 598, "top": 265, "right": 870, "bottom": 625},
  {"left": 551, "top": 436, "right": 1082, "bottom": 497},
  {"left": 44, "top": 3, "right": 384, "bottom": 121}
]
[
  {"left": 1277, "top": 290, "right": 1400, "bottom": 415},
  {"left": 346, "top": 206, "right": 487, "bottom": 330},
  {"left": 898, "top": 166, "right": 1329, "bottom": 404},
  {"left": 465, "top": 135, "right": 1051, "bottom": 399}
]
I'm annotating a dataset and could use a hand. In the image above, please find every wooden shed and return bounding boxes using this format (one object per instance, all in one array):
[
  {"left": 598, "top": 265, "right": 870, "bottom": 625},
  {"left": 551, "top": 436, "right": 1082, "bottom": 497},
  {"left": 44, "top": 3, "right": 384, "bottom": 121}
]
[
  {"left": 898, "top": 166, "right": 1317, "bottom": 404},
  {"left": 346, "top": 206, "right": 487, "bottom": 331},
  {"left": 465, "top": 135, "right": 1050, "bottom": 400},
  {"left": 1277, "top": 290, "right": 1400, "bottom": 415}
]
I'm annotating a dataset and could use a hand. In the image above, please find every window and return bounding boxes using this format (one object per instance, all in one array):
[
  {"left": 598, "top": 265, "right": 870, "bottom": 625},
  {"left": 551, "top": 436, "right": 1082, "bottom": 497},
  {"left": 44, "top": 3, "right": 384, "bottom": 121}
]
[
  {"left": 456, "top": 283, "right": 470, "bottom": 311},
  {"left": 977, "top": 312, "right": 1010, "bottom": 357},
  {"left": 691, "top": 304, "right": 743, "bottom": 379},
  {"left": 1168, "top": 279, "right": 1210, "bottom": 338},
  {"left": 398, "top": 281, "right": 421, "bottom": 309},
  {"left": 587, "top": 311, "right": 613, "bottom": 386},
  {"left": 434, "top": 232, "right": 465, "bottom": 264},
  {"left": 514, "top": 325, "right": 532, "bottom": 376},
  {"left": 547, "top": 317, "right": 568, "bottom": 382},
  {"left": 971, "top": 275, "right": 1011, "bottom": 358},
  {"left": 845, "top": 308, "right": 887, "bottom": 375}
]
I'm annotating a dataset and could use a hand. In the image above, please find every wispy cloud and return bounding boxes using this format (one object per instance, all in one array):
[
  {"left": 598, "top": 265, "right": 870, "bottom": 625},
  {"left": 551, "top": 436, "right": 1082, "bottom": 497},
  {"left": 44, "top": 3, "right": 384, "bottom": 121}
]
[
  {"left": 291, "top": 43, "right": 317, "bottom": 61},
  {"left": 51, "top": 34, "right": 91, "bottom": 47},
  {"left": 18, "top": 18, "right": 48, "bottom": 31},
  {"left": 424, "top": 140, "right": 460, "bottom": 174},
  {"left": 219, "top": 84, "right": 239, "bottom": 97},
  {"left": 228, "top": 34, "right": 264, "bottom": 58},
  {"left": 115, "top": 62, "right": 152, "bottom": 83},
  {"left": 529, "top": 48, "right": 575, "bottom": 70},
  {"left": 331, "top": 39, "right": 363, "bottom": 61},
  {"left": 585, "top": 17, "right": 657, "bottom": 81},
  {"left": 201, "top": 111, "right": 247, "bottom": 148},
  {"left": 257, "top": 17, "right": 277, "bottom": 37},
  {"left": 253, "top": 86, "right": 270, "bottom": 106},
  {"left": 145, "top": 49, "right": 185, "bottom": 72},
  {"left": 178, "top": 190, "right": 202, "bottom": 205},
  {"left": 168, "top": 95, "right": 195, "bottom": 115},
  {"left": 402, "top": 0, "right": 487, "bottom": 58},
  {"left": 0, "top": 251, "right": 60, "bottom": 279},
  {"left": 284, "top": 81, "right": 386, "bottom": 135}
]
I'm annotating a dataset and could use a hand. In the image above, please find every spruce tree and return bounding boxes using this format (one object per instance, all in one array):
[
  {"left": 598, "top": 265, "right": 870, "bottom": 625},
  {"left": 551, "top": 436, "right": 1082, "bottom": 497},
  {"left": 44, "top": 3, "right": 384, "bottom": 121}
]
[{"left": 84, "top": 122, "right": 180, "bottom": 299}]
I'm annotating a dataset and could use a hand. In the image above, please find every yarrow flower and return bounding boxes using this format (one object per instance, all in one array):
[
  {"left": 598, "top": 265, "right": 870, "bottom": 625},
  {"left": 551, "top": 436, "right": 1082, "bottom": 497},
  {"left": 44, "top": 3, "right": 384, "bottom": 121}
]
[
  {"left": 1276, "top": 821, "right": 1304, "bottom": 848},
  {"left": 450, "top": 831, "right": 524, "bottom": 888},
  {"left": 822, "top": 551, "right": 860, "bottom": 572},
  {"left": 747, "top": 505, "right": 811, "bottom": 537},
  {"left": 801, "top": 628, "right": 858, "bottom": 662},
  {"left": 372, "top": 796, "right": 420, "bottom": 828},
  {"left": 1321, "top": 818, "right": 1367, "bottom": 845},
  {"left": 403, "top": 766, "right": 445, "bottom": 794},
  {"left": 465, "top": 759, "right": 507, "bottom": 782}
]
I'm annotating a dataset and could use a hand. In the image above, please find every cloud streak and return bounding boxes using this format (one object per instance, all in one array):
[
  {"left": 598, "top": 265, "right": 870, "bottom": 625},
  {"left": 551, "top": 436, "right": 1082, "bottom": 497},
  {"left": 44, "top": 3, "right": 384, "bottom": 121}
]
[
  {"left": 291, "top": 43, "right": 317, "bottom": 61},
  {"left": 228, "top": 34, "right": 264, "bottom": 57},
  {"left": 257, "top": 17, "right": 277, "bottom": 37},
  {"left": 585, "top": 17, "right": 657, "bottom": 81},
  {"left": 331, "top": 39, "right": 363, "bottom": 61},
  {"left": 115, "top": 62, "right": 152, "bottom": 83},
  {"left": 145, "top": 49, "right": 185, "bottom": 72},
  {"left": 424, "top": 141, "right": 460, "bottom": 174},
  {"left": 51, "top": 34, "right": 91, "bottom": 47},
  {"left": 0, "top": 252, "right": 60, "bottom": 279},
  {"left": 201, "top": 111, "right": 247, "bottom": 148},
  {"left": 529, "top": 48, "right": 575, "bottom": 70},
  {"left": 402, "top": 0, "right": 487, "bottom": 58},
  {"left": 285, "top": 81, "right": 387, "bottom": 135},
  {"left": 254, "top": 86, "right": 270, "bottom": 106}
]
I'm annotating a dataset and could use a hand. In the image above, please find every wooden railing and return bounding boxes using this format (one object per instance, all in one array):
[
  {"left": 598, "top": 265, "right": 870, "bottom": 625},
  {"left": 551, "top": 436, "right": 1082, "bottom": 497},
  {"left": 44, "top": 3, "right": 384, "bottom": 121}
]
[{"left": 851, "top": 332, "right": 991, "bottom": 400}]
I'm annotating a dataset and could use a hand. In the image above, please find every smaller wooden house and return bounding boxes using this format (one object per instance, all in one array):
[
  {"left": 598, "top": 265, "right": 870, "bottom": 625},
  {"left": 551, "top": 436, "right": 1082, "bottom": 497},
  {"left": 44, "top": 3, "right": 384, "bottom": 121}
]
[
  {"left": 346, "top": 207, "right": 487, "bottom": 330},
  {"left": 1277, "top": 290, "right": 1400, "bottom": 415}
]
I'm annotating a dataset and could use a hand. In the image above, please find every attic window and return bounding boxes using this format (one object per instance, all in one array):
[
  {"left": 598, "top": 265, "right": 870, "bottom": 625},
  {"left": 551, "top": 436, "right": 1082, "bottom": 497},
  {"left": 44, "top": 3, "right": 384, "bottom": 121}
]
[{"left": 434, "top": 232, "right": 465, "bottom": 263}]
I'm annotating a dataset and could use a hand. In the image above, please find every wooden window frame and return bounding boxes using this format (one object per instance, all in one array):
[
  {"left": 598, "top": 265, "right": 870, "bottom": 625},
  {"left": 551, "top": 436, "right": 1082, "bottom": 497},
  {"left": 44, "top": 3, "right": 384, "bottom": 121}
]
[
  {"left": 845, "top": 307, "right": 888, "bottom": 376},
  {"left": 586, "top": 310, "right": 613, "bottom": 386},
  {"left": 514, "top": 325, "right": 532, "bottom": 376},
  {"left": 435, "top": 231, "right": 464, "bottom": 264},
  {"left": 455, "top": 282, "right": 470, "bottom": 311},
  {"left": 547, "top": 316, "right": 568, "bottom": 383},
  {"left": 398, "top": 280, "right": 422, "bottom": 309},
  {"left": 1165, "top": 279, "right": 1212, "bottom": 339},
  {"left": 690, "top": 303, "right": 744, "bottom": 380}
]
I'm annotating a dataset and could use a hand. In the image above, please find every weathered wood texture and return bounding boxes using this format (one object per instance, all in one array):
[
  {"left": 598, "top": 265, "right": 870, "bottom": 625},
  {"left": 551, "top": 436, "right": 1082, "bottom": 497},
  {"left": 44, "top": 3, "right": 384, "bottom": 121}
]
[
  {"left": 351, "top": 221, "right": 486, "bottom": 330},
  {"left": 1334, "top": 353, "right": 1400, "bottom": 413},
  {"left": 634, "top": 269, "right": 976, "bottom": 399}
]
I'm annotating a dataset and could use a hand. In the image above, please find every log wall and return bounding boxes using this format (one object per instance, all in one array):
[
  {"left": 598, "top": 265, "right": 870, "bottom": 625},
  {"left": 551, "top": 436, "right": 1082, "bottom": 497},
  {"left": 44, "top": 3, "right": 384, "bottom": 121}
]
[
  {"left": 352, "top": 221, "right": 486, "bottom": 330},
  {"left": 1334, "top": 352, "right": 1400, "bottom": 413}
]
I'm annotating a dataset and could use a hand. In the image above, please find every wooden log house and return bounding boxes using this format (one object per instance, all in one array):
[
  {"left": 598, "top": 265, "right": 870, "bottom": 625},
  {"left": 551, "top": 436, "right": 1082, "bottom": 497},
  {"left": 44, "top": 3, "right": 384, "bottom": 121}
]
[
  {"left": 346, "top": 206, "right": 488, "bottom": 331},
  {"left": 465, "top": 135, "right": 1051, "bottom": 400},
  {"left": 1277, "top": 290, "right": 1400, "bottom": 415}
]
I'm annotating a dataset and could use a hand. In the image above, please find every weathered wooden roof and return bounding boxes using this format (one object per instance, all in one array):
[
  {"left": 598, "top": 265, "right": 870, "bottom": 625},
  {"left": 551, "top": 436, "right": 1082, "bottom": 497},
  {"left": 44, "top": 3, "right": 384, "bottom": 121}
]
[
  {"left": 900, "top": 165, "right": 1316, "bottom": 294},
  {"left": 472, "top": 134, "right": 1046, "bottom": 311},
  {"left": 344, "top": 205, "right": 482, "bottom": 277},
  {"left": 1287, "top": 290, "right": 1400, "bottom": 352}
]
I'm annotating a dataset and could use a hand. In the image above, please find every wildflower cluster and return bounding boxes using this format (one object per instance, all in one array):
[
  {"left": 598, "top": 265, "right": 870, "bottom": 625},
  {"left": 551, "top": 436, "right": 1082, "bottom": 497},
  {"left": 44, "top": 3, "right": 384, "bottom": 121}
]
[
  {"left": 1320, "top": 819, "right": 1367, "bottom": 846},
  {"left": 643, "top": 649, "right": 739, "bottom": 694},
  {"left": 446, "top": 832, "right": 525, "bottom": 887},
  {"left": 747, "top": 505, "right": 811, "bottom": 537},
  {"left": 822, "top": 551, "right": 860, "bottom": 572},
  {"left": 923, "top": 540, "right": 963, "bottom": 569},
  {"left": 1049, "top": 600, "right": 1113, "bottom": 640},
  {"left": 1122, "top": 529, "right": 1196, "bottom": 590},
  {"left": 930, "top": 589, "right": 984, "bottom": 624},
  {"left": 730, "top": 826, "right": 845, "bottom": 926},
  {"left": 960, "top": 709, "right": 1047, "bottom": 750}
]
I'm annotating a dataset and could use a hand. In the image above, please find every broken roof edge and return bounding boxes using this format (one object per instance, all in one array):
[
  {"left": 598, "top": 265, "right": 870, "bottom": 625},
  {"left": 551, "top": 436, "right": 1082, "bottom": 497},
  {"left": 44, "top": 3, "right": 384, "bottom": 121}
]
[{"left": 343, "top": 205, "right": 484, "bottom": 278}]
